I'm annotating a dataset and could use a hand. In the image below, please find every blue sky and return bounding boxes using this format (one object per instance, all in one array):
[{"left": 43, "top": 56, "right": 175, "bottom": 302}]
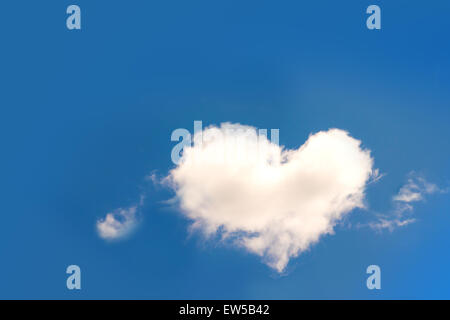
[{"left": 1, "top": 1, "right": 449, "bottom": 299}]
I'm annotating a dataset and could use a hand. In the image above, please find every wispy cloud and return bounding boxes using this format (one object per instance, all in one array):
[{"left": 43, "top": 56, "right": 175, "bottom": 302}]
[
  {"left": 369, "top": 172, "right": 444, "bottom": 232},
  {"left": 369, "top": 217, "right": 416, "bottom": 232},
  {"left": 97, "top": 206, "right": 138, "bottom": 240},
  {"left": 393, "top": 175, "right": 439, "bottom": 203},
  {"left": 97, "top": 195, "right": 145, "bottom": 241},
  {"left": 367, "top": 168, "right": 386, "bottom": 185}
]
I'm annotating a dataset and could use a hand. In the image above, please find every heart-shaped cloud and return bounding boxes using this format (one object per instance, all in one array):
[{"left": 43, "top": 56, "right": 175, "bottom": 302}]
[{"left": 166, "top": 123, "right": 375, "bottom": 272}]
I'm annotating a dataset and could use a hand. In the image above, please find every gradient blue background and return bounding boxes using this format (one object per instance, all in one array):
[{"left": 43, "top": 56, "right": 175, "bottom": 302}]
[{"left": 0, "top": 0, "right": 449, "bottom": 299}]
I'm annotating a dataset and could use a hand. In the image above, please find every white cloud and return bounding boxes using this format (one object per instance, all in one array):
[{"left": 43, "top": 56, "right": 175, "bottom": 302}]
[
  {"left": 97, "top": 205, "right": 138, "bottom": 240},
  {"left": 369, "top": 217, "right": 416, "bottom": 232},
  {"left": 370, "top": 172, "right": 442, "bottom": 231},
  {"left": 165, "top": 123, "right": 375, "bottom": 272},
  {"left": 393, "top": 175, "right": 438, "bottom": 203}
]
